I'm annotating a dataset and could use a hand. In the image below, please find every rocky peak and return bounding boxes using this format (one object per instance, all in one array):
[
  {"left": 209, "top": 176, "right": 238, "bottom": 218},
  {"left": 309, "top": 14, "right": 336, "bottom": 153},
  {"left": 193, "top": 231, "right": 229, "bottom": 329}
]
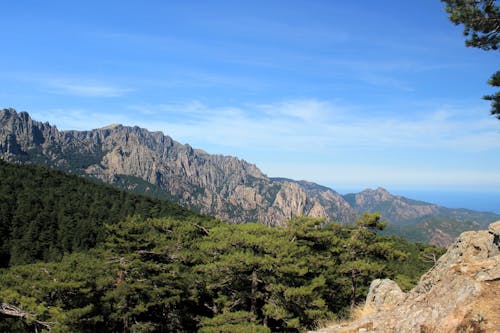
[
  {"left": 0, "top": 108, "right": 62, "bottom": 158},
  {"left": 2, "top": 108, "right": 498, "bottom": 233},
  {"left": 0, "top": 109, "right": 354, "bottom": 226},
  {"left": 343, "top": 186, "right": 445, "bottom": 228},
  {"left": 355, "top": 187, "right": 395, "bottom": 205},
  {"left": 100, "top": 123, "right": 122, "bottom": 130},
  {"left": 313, "top": 221, "right": 500, "bottom": 332}
]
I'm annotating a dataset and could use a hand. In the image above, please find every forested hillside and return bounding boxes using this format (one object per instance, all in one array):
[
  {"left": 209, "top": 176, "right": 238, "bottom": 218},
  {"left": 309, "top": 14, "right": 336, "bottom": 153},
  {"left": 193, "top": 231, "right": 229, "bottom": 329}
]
[
  {"left": 0, "top": 160, "right": 443, "bottom": 332},
  {"left": 3, "top": 109, "right": 497, "bottom": 247},
  {"left": 0, "top": 159, "right": 206, "bottom": 267},
  {"left": 0, "top": 216, "right": 442, "bottom": 332}
]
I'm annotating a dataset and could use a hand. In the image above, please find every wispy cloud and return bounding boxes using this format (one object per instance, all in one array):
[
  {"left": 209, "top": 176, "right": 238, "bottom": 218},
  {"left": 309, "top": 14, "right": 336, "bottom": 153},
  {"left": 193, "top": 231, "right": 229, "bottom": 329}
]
[
  {"left": 33, "top": 99, "right": 500, "bottom": 188},
  {"left": 43, "top": 99, "right": 500, "bottom": 154},
  {"left": 31, "top": 109, "right": 132, "bottom": 131},
  {"left": 127, "top": 99, "right": 500, "bottom": 152},
  {"left": 47, "top": 79, "right": 132, "bottom": 97},
  {"left": 2, "top": 72, "right": 134, "bottom": 98}
]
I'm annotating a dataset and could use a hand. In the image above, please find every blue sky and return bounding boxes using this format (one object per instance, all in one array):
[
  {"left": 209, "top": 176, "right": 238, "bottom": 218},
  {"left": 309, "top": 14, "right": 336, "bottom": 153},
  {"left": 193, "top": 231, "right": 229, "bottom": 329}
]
[{"left": 1, "top": 1, "right": 499, "bottom": 197}]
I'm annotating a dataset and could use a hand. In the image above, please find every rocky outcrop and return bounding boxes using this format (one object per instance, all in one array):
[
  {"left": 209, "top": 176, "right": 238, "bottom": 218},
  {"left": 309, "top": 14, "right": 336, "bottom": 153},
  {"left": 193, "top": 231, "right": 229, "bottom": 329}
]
[
  {"left": 0, "top": 108, "right": 354, "bottom": 226},
  {"left": 312, "top": 221, "right": 500, "bottom": 333},
  {"left": 364, "top": 279, "right": 405, "bottom": 310}
]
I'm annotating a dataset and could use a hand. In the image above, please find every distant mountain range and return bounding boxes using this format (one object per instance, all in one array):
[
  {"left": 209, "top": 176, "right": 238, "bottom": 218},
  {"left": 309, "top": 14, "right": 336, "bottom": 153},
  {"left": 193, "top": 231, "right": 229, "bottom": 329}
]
[{"left": 1, "top": 108, "right": 498, "bottom": 246}]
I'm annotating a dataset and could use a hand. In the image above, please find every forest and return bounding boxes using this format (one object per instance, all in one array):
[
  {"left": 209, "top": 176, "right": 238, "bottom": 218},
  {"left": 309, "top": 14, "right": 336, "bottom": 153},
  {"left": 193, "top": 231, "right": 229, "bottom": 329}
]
[
  {"left": 0, "top": 159, "right": 205, "bottom": 267},
  {"left": 0, "top": 161, "right": 443, "bottom": 332}
]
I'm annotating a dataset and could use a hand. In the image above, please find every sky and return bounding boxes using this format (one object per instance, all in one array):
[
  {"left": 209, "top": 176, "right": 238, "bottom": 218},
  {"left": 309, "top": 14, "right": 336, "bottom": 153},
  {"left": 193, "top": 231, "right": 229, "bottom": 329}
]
[{"left": 1, "top": 1, "right": 499, "bottom": 207}]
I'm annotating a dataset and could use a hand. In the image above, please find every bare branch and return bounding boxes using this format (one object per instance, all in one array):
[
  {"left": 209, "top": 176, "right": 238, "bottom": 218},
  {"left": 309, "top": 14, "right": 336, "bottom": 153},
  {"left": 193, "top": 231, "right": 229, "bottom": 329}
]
[
  {"left": 0, "top": 303, "right": 54, "bottom": 331},
  {"left": 191, "top": 222, "right": 210, "bottom": 235}
]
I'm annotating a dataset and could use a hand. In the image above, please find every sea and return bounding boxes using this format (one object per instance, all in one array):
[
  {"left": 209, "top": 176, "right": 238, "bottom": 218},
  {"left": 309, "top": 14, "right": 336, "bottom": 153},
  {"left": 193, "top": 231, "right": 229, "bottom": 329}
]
[{"left": 395, "top": 189, "right": 500, "bottom": 214}]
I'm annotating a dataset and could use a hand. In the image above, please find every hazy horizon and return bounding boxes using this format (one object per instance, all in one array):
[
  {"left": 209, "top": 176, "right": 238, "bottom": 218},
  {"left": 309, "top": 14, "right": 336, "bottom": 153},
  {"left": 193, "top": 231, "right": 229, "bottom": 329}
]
[{"left": 333, "top": 187, "right": 500, "bottom": 214}]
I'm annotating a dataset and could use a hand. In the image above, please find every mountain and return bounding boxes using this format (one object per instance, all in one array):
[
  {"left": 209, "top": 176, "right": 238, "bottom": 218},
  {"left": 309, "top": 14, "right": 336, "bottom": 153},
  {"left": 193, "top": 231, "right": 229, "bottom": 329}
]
[
  {"left": 345, "top": 187, "right": 500, "bottom": 246},
  {"left": 345, "top": 187, "right": 498, "bottom": 226},
  {"left": 0, "top": 108, "right": 354, "bottom": 226},
  {"left": 344, "top": 187, "right": 442, "bottom": 224},
  {"left": 1, "top": 108, "right": 498, "bottom": 244},
  {"left": 312, "top": 221, "right": 500, "bottom": 332}
]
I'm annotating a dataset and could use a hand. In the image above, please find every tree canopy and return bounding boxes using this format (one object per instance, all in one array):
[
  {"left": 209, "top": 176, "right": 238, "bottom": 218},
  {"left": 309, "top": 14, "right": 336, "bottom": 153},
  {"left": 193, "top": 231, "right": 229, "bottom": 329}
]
[
  {"left": 0, "top": 215, "right": 441, "bottom": 332},
  {"left": 0, "top": 160, "right": 443, "bottom": 331},
  {"left": 441, "top": 0, "right": 500, "bottom": 118},
  {"left": 0, "top": 159, "right": 208, "bottom": 267}
]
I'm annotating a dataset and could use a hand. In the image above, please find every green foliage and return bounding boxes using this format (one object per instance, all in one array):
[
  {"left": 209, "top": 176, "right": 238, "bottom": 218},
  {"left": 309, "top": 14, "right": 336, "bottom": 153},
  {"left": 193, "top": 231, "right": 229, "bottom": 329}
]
[
  {"left": 0, "top": 250, "right": 115, "bottom": 332},
  {"left": 0, "top": 215, "right": 439, "bottom": 332},
  {"left": 0, "top": 162, "right": 441, "bottom": 333},
  {"left": 199, "top": 312, "right": 271, "bottom": 333},
  {"left": 101, "top": 217, "right": 213, "bottom": 332},
  {"left": 442, "top": 0, "right": 499, "bottom": 50},
  {"left": 441, "top": 0, "right": 500, "bottom": 118},
  {"left": 354, "top": 212, "right": 387, "bottom": 231},
  {"left": 336, "top": 213, "right": 396, "bottom": 313},
  {"left": 417, "top": 242, "right": 447, "bottom": 265},
  {"left": 0, "top": 160, "right": 206, "bottom": 267},
  {"left": 484, "top": 70, "right": 500, "bottom": 118}
]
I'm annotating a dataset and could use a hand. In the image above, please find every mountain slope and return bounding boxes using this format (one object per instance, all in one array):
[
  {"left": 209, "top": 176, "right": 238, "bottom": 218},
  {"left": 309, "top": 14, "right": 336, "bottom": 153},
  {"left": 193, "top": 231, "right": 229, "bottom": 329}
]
[
  {"left": 0, "top": 159, "right": 206, "bottom": 267},
  {"left": 345, "top": 187, "right": 500, "bottom": 246},
  {"left": 0, "top": 108, "right": 354, "bottom": 226},
  {"left": 2, "top": 108, "right": 499, "bottom": 243},
  {"left": 345, "top": 187, "right": 498, "bottom": 226}
]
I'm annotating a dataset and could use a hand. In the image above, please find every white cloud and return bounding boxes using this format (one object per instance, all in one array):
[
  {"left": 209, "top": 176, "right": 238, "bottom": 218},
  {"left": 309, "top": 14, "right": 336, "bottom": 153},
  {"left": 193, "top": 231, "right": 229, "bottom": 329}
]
[
  {"left": 136, "top": 100, "right": 500, "bottom": 152},
  {"left": 31, "top": 99, "right": 500, "bottom": 189},
  {"left": 39, "top": 99, "right": 500, "bottom": 154},
  {"left": 47, "top": 79, "right": 132, "bottom": 97},
  {"left": 31, "top": 109, "right": 132, "bottom": 131}
]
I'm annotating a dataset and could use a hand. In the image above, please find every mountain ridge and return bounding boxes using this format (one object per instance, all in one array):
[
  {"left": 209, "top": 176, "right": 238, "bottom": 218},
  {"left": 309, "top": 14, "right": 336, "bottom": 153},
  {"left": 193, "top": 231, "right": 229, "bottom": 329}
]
[
  {"left": 1, "top": 108, "right": 498, "bottom": 244},
  {"left": 0, "top": 108, "right": 354, "bottom": 226}
]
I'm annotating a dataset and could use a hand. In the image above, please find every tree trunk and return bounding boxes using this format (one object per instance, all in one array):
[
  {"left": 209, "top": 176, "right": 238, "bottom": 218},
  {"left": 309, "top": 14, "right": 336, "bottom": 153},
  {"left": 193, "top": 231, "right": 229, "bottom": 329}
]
[
  {"left": 350, "top": 270, "right": 356, "bottom": 312},
  {"left": 251, "top": 269, "right": 258, "bottom": 315}
]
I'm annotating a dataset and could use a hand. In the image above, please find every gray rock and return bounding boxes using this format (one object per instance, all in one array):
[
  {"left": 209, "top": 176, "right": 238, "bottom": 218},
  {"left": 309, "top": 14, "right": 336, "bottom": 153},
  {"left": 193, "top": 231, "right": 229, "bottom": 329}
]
[
  {"left": 0, "top": 108, "right": 355, "bottom": 226},
  {"left": 312, "top": 222, "right": 500, "bottom": 333},
  {"left": 365, "top": 279, "right": 405, "bottom": 310}
]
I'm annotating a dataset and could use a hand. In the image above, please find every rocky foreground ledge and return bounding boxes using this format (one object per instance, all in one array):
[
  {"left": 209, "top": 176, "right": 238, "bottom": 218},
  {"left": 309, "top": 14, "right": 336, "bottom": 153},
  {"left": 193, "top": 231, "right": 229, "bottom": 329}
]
[{"left": 312, "top": 221, "right": 500, "bottom": 333}]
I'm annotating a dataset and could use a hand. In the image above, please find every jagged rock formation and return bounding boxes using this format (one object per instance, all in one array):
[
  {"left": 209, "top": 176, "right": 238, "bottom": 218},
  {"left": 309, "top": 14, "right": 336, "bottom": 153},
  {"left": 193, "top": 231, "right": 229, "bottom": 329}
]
[
  {"left": 0, "top": 108, "right": 354, "bottom": 226},
  {"left": 1, "top": 108, "right": 499, "bottom": 235},
  {"left": 312, "top": 221, "right": 500, "bottom": 333}
]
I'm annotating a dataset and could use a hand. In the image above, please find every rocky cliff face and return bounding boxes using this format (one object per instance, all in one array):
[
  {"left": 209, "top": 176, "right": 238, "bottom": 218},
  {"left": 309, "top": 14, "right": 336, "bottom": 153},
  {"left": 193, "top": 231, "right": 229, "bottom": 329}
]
[
  {"left": 313, "top": 221, "right": 500, "bottom": 333},
  {"left": 2, "top": 108, "right": 499, "bottom": 235},
  {"left": 0, "top": 108, "right": 354, "bottom": 226}
]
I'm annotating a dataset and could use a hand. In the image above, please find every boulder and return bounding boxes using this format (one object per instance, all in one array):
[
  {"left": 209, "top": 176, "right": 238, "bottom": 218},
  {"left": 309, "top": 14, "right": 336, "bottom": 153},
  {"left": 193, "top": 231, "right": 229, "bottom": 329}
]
[{"left": 364, "top": 279, "right": 405, "bottom": 310}]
